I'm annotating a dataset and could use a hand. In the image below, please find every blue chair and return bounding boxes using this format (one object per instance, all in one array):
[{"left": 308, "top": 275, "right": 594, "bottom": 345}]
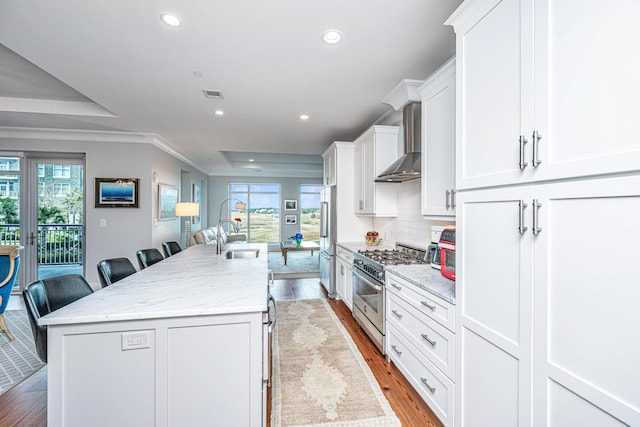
[{"left": 0, "top": 245, "right": 24, "bottom": 341}]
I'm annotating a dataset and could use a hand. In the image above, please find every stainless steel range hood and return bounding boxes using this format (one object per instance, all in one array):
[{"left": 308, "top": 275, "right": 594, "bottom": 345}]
[{"left": 376, "top": 102, "right": 421, "bottom": 182}]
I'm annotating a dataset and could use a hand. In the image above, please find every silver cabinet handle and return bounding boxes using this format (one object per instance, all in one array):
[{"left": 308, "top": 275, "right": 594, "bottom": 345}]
[
  {"left": 451, "top": 189, "right": 456, "bottom": 210},
  {"left": 268, "top": 270, "right": 275, "bottom": 287},
  {"left": 532, "top": 130, "right": 542, "bottom": 167},
  {"left": 445, "top": 190, "right": 450, "bottom": 209},
  {"left": 519, "top": 135, "right": 529, "bottom": 170},
  {"left": 390, "top": 282, "right": 402, "bottom": 291},
  {"left": 421, "top": 301, "right": 436, "bottom": 311},
  {"left": 391, "top": 309, "right": 403, "bottom": 319},
  {"left": 421, "top": 377, "right": 436, "bottom": 393},
  {"left": 391, "top": 345, "right": 402, "bottom": 356},
  {"left": 518, "top": 200, "right": 528, "bottom": 234},
  {"left": 533, "top": 199, "right": 542, "bottom": 235},
  {"left": 421, "top": 333, "right": 437, "bottom": 346}
]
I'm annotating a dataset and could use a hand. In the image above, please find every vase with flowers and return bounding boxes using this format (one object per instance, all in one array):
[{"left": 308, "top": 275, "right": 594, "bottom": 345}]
[{"left": 234, "top": 217, "right": 242, "bottom": 232}]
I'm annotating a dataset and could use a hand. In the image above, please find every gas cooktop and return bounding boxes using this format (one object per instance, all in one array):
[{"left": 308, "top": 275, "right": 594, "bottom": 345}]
[{"left": 356, "top": 249, "right": 426, "bottom": 266}]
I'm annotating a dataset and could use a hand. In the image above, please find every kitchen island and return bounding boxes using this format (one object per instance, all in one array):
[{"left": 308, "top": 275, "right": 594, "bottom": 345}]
[{"left": 41, "top": 242, "right": 269, "bottom": 427}]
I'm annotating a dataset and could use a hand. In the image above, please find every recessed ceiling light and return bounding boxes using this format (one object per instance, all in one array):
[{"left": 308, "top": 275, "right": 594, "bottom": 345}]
[
  {"left": 214, "top": 110, "right": 225, "bottom": 116},
  {"left": 249, "top": 159, "right": 255, "bottom": 162},
  {"left": 160, "top": 13, "right": 182, "bottom": 27},
  {"left": 322, "top": 30, "right": 343, "bottom": 45},
  {"left": 299, "top": 114, "right": 310, "bottom": 120}
]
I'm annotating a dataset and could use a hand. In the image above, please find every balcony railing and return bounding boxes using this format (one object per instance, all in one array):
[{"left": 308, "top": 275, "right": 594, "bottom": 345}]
[{"left": 0, "top": 224, "right": 83, "bottom": 265}]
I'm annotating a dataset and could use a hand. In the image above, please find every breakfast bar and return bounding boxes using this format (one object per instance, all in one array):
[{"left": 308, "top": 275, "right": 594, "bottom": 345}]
[{"left": 41, "top": 242, "right": 269, "bottom": 427}]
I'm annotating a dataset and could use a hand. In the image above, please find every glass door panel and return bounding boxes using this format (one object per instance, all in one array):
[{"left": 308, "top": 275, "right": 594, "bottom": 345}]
[
  {"left": 0, "top": 156, "right": 22, "bottom": 289},
  {"left": 28, "top": 158, "right": 84, "bottom": 283}
]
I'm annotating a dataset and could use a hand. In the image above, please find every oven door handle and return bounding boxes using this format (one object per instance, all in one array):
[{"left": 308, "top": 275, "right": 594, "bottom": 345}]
[{"left": 352, "top": 269, "right": 384, "bottom": 291}]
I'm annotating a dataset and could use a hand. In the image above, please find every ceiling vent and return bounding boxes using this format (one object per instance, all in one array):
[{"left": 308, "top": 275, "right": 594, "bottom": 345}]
[{"left": 202, "top": 90, "right": 224, "bottom": 99}]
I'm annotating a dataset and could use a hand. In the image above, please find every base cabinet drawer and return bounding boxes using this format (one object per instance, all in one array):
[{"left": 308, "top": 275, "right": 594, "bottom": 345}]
[
  {"left": 388, "top": 323, "right": 454, "bottom": 426},
  {"left": 387, "top": 273, "right": 455, "bottom": 332},
  {"left": 387, "top": 293, "right": 456, "bottom": 380}
]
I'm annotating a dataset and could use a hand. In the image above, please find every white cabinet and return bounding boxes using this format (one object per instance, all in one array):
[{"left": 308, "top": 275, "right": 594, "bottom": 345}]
[
  {"left": 419, "top": 57, "right": 456, "bottom": 219},
  {"left": 386, "top": 272, "right": 456, "bottom": 426},
  {"left": 448, "top": 1, "right": 640, "bottom": 426},
  {"left": 448, "top": 0, "right": 640, "bottom": 191},
  {"left": 456, "top": 176, "right": 640, "bottom": 427},
  {"left": 353, "top": 125, "right": 399, "bottom": 216},
  {"left": 336, "top": 246, "right": 354, "bottom": 310},
  {"left": 322, "top": 146, "right": 336, "bottom": 186}
]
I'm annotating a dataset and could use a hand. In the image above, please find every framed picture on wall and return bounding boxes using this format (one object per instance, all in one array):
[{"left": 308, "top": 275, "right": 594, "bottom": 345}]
[
  {"left": 94, "top": 178, "right": 140, "bottom": 208},
  {"left": 284, "top": 200, "right": 297, "bottom": 211},
  {"left": 192, "top": 183, "right": 201, "bottom": 224},
  {"left": 285, "top": 215, "right": 297, "bottom": 224},
  {"left": 158, "top": 184, "right": 178, "bottom": 220}
]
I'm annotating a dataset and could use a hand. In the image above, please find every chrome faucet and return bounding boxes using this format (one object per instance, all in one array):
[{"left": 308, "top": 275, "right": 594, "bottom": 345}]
[{"left": 216, "top": 219, "right": 239, "bottom": 254}]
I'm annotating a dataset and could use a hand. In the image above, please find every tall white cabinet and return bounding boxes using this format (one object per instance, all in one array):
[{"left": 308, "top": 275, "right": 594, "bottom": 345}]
[
  {"left": 447, "top": 0, "right": 640, "bottom": 426},
  {"left": 419, "top": 57, "right": 456, "bottom": 220}
]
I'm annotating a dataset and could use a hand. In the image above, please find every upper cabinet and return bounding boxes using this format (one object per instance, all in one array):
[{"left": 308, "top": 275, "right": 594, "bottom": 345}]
[
  {"left": 419, "top": 58, "right": 456, "bottom": 219},
  {"left": 448, "top": 0, "right": 640, "bottom": 191},
  {"left": 353, "top": 125, "right": 399, "bottom": 217},
  {"left": 322, "top": 146, "right": 336, "bottom": 186}
]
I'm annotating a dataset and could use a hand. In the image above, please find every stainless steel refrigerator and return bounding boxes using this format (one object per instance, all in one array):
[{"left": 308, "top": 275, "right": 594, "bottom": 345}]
[{"left": 319, "top": 186, "right": 337, "bottom": 298}]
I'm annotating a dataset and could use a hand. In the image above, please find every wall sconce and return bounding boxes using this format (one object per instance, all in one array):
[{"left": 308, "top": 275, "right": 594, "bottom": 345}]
[{"left": 175, "top": 202, "right": 199, "bottom": 248}]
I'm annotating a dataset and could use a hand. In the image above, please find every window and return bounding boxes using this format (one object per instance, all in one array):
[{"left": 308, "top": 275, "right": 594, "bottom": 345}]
[
  {"left": 53, "top": 183, "right": 71, "bottom": 197},
  {"left": 38, "top": 164, "right": 45, "bottom": 177},
  {"left": 228, "top": 183, "right": 280, "bottom": 243},
  {"left": 53, "top": 164, "right": 70, "bottom": 178},
  {"left": 299, "top": 184, "right": 322, "bottom": 241}
]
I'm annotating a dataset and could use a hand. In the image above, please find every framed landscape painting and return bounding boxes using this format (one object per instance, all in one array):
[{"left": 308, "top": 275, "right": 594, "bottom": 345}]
[
  {"left": 158, "top": 184, "right": 178, "bottom": 220},
  {"left": 284, "top": 200, "right": 297, "bottom": 211},
  {"left": 285, "top": 215, "right": 297, "bottom": 224},
  {"left": 94, "top": 178, "right": 139, "bottom": 208}
]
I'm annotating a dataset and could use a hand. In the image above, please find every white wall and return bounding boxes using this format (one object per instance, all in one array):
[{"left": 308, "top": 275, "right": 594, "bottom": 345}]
[
  {"left": 0, "top": 128, "right": 207, "bottom": 288},
  {"left": 373, "top": 179, "right": 453, "bottom": 250}
]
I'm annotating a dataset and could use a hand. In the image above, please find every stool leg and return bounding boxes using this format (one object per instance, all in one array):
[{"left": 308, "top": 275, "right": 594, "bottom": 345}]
[{"left": 0, "top": 313, "right": 15, "bottom": 341}]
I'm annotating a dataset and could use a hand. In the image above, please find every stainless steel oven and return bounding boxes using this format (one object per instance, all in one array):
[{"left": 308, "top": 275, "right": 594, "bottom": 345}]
[
  {"left": 351, "top": 244, "right": 428, "bottom": 355},
  {"left": 352, "top": 268, "right": 385, "bottom": 354}
]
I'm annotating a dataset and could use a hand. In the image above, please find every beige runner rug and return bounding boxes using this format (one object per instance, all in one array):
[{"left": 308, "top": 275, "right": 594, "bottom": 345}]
[{"left": 271, "top": 299, "right": 401, "bottom": 427}]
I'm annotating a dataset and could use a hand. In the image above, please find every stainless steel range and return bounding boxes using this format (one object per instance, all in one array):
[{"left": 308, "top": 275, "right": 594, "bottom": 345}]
[{"left": 352, "top": 243, "right": 426, "bottom": 354}]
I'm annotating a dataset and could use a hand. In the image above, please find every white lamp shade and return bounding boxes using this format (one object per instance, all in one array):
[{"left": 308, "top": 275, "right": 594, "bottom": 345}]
[{"left": 175, "top": 202, "right": 199, "bottom": 217}]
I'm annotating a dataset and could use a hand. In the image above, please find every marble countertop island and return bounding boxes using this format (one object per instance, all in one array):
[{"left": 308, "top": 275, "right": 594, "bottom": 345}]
[{"left": 40, "top": 242, "right": 269, "bottom": 326}]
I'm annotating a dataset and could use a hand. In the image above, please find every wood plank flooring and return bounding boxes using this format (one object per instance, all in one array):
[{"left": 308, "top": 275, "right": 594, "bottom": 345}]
[{"left": 0, "top": 278, "right": 443, "bottom": 427}]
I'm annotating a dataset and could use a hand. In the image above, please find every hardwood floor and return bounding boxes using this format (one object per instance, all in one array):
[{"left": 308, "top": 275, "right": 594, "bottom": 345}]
[{"left": 0, "top": 278, "right": 442, "bottom": 427}]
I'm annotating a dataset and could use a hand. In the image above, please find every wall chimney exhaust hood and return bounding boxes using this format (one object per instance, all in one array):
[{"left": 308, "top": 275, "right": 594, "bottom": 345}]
[{"left": 376, "top": 102, "right": 422, "bottom": 182}]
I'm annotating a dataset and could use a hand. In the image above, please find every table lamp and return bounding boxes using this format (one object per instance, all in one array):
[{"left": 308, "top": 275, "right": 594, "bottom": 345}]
[{"left": 176, "top": 202, "right": 200, "bottom": 248}]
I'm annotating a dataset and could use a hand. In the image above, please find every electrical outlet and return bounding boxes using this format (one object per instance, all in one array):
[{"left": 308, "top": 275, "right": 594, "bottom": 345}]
[{"left": 121, "top": 331, "right": 151, "bottom": 351}]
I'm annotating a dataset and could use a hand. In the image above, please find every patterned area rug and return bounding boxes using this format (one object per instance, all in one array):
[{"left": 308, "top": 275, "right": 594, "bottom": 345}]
[
  {"left": 271, "top": 299, "right": 400, "bottom": 427},
  {"left": 268, "top": 251, "right": 320, "bottom": 279},
  {"left": 0, "top": 310, "right": 45, "bottom": 395}
]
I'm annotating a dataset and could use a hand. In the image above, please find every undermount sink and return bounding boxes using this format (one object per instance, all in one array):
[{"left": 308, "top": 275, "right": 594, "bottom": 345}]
[{"left": 224, "top": 249, "right": 260, "bottom": 259}]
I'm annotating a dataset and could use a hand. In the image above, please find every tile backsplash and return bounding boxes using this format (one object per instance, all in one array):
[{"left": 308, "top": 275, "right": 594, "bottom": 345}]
[{"left": 373, "top": 180, "right": 453, "bottom": 250}]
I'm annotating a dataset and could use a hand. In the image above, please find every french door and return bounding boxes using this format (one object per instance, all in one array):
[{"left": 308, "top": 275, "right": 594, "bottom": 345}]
[{"left": 0, "top": 153, "right": 85, "bottom": 290}]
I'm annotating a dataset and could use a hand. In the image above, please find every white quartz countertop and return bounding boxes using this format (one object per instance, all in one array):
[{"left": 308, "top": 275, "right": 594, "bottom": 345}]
[
  {"left": 385, "top": 264, "right": 455, "bottom": 304},
  {"left": 337, "top": 241, "right": 455, "bottom": 304},
  {"left": 40, "top": 242, "right": 269, "bottom": 326}
]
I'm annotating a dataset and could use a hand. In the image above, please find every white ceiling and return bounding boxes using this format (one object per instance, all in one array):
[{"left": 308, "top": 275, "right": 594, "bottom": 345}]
[{"left": 0, "top": 0, "right": 462, "bottom": 177}]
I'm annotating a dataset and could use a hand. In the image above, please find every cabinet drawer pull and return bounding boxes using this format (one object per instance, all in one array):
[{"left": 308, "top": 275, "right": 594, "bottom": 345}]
[
  {"left": 533, "top": 199, "right": 542, "bottom": 235},
  {"left": 391, "top": 345, "right": 402, "bottom": 356},
  {"left": 421, "top": 333, "right": 437, "bottom": 346},
  {"left": 391, "top": 309, "right": 403, "bottom": 319},
  {"left": 519, "top": 135, "right": 529, "bottom": 170},
  {"left": 532, "top": 130, "right": 542, "bottom": 167},
  {"left": 390, "top": 282, "right": 402, "bottom": 291},
  {"left": 445, "top": 189, "right": 450, "bottom": 209},
  {"left": 421, "top": 377, "right": 436, "bottom": 393},
  {"left": 518, "top": 200, "right": 528, "bottom": 234},
  {"left": 451, "top": 189, "right": 456, "bottom": 209},
  {"left": 421, "top": 301, "right": 436, "bottom": 311}
]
